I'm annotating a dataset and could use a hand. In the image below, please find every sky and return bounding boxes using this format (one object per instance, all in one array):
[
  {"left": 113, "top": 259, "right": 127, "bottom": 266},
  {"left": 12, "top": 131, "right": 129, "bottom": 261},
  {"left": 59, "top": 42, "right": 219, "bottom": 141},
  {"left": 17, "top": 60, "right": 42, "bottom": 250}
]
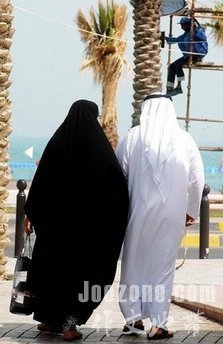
[{"left": 10, "top": 0, "right": 223, "bottom": 147}]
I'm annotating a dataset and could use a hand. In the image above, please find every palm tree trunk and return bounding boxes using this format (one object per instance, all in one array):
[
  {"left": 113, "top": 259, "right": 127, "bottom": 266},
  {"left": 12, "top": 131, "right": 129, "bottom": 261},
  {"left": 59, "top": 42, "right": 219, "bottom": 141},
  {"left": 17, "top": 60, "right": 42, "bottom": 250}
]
[
  {"left": 101, "top": 80, "right": 119, "bottom": 150},
  {"left": 100, "top": 56, "right": 123, "bottom": 150},
  {"left": 131, "top": 0, "right": 163, "bottom": 126},
  {"left": 0, "top": 0, "right": 14, "bottom": 280}
]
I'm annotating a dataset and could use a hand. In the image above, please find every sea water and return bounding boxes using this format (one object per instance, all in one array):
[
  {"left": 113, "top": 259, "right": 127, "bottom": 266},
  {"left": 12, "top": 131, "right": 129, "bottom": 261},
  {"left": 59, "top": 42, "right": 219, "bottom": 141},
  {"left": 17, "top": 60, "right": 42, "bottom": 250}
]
[
  {"left": 7, "top": 136, "right": 223, "bottom": 194},
  {"left": 8, "top": 136, "right": 48, "bottom": 182}
]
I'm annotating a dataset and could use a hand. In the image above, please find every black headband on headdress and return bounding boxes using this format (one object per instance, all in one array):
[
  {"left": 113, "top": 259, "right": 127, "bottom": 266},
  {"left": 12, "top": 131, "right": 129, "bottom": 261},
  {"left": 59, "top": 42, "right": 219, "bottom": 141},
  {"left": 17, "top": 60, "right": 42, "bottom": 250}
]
[{"left": 143, "top": 94, "right": 173, "bottom": 102}]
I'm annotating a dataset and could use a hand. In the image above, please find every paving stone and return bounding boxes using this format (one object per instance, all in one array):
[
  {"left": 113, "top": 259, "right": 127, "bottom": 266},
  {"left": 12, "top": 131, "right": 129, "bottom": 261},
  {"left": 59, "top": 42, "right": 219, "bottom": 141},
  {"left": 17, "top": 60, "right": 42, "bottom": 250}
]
[{"left": 1, "top": 257, "right": 223, "bottom": 343}]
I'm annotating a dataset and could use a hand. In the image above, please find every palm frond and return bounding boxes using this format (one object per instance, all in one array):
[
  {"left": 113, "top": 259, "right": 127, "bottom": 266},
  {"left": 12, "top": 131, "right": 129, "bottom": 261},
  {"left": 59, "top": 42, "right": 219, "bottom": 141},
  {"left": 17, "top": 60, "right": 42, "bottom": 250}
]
[
  {"left": 98, "top": 1, "right": 108, "bottom": 35},
  {"left": 106, "top": 0, "right": 115, "bottom": 35},
  {"left": 75, "top": 9, "right": 93, "bottom": 42},
  {"left": 114, "top": 4, "right": 128, "bottom": 38},
  {"left": 89, "top": 7, "right": 100, "bottom": 36},
  {"left": 80, "top": 58, "right": 96, "bottom": 71},
  {"left": 210, "top": 2, "right": 223, "bottom": 45}
]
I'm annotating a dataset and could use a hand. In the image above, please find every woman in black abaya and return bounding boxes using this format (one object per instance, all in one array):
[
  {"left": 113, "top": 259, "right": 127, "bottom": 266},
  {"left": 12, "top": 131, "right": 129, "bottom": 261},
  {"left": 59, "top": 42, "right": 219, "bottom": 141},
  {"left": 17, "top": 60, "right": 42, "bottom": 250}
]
[{"left": 24, "top": 99, "right": 129, "bottom": 341}]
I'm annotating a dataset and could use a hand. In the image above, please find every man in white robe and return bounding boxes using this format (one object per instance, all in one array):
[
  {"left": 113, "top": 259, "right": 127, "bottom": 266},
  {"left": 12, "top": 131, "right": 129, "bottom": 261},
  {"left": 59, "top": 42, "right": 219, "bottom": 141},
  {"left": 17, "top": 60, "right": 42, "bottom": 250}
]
[{"left": 116, "top": 94, "right": 204, "bottom": 340}]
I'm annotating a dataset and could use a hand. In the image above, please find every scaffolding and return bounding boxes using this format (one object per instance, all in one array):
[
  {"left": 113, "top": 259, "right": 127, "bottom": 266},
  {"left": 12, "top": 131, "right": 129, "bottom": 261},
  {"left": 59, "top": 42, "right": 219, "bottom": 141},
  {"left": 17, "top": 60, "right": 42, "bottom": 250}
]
[{"left": 167, "top": 0, "right": 223, "bottom": 152}]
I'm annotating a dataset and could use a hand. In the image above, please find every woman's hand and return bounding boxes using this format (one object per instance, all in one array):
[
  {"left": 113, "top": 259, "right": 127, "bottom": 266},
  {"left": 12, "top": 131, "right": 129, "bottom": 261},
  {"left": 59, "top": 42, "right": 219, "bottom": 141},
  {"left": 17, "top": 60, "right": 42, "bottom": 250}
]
[
  {"left": 24, "top": 216, "right": 34, "bottom": 235},
  {"left": 185, "top": 213, "right": 196, "bottom": 227}
]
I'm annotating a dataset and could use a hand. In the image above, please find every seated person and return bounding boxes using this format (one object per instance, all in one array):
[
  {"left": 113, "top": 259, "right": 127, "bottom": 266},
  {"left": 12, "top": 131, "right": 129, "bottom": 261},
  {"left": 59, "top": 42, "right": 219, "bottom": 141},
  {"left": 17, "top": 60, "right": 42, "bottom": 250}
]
[{"left": 165, "top": 17, "right": 208, "bottom": 96}]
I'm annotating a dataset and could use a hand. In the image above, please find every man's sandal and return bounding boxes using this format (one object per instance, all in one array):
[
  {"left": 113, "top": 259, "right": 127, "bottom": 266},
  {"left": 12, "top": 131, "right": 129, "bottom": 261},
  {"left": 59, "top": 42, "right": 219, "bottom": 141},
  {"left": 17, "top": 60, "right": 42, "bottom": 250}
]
[
  {"left": 122, "top": 322, "right": 145, "bottom": 335},
  {"left": 147, "top": 327, "right": 174, "bottom": 340}
]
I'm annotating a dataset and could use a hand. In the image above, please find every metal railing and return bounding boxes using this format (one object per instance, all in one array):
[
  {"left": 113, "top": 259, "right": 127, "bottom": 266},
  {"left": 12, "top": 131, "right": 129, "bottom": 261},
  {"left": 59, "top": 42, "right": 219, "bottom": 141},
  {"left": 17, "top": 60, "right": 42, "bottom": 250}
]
[
  {"left": 199, "top": 184, "right": 210, "bottom": 259},
  {"left": 14, "top": 179, "right": 27, "bottom": 258}
]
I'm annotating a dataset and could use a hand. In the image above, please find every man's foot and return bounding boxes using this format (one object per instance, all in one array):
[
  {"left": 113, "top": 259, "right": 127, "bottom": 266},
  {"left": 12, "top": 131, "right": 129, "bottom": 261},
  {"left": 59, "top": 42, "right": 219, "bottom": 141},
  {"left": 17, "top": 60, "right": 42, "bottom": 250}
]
[
  {"left": 167, "top": 85, "right": 183, "bottom": 96},
  {"left": 147, "top": 327, "right": 174, "bottom": 340},
  {"left": 166, "top": 86, "right": 174, "bottom": 94},
  {"left": 122, "top": 320, "right": 145, "bottom": 335}
]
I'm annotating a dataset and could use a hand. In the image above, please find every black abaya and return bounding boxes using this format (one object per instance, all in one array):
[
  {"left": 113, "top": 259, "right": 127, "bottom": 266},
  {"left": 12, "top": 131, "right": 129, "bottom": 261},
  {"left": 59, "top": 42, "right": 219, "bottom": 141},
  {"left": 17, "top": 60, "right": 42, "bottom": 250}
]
[{"left": 24, "top": 99, "right": 129, "bottom": 326}]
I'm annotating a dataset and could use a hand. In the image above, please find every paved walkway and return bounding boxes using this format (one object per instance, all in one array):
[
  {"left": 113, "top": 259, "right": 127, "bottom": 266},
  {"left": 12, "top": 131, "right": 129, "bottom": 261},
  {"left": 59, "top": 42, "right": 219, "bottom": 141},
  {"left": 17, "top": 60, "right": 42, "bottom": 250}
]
[
  {"left": 1, "top": 258, "right": 223, "bottom": 343},
  {"left": 2, "top": 188, "right": 223, "bottom": 342}
]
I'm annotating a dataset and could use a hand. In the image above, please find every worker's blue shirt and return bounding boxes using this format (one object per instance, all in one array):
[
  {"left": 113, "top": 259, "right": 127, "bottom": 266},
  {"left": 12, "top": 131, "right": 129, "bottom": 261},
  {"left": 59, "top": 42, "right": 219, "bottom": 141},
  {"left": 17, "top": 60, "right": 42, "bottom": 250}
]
[{"left": 166, "top": 26, "right": 208, "bottom": 59}]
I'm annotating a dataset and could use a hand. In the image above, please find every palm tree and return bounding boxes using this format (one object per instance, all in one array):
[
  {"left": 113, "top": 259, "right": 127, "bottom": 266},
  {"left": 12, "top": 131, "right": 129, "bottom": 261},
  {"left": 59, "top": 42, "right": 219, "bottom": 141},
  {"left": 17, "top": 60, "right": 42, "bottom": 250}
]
[
  {"left": 76, "top": 0, "right": 128, "bottom": 149},
  {"left": 130, "top": 0, "right": 163, "bottom": 126},
  {"left": 0, "top": 0, "right": 14, "bottom": 280},
  {"left": 205, "top": 2, "right": 223, "bottom": 45}
]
